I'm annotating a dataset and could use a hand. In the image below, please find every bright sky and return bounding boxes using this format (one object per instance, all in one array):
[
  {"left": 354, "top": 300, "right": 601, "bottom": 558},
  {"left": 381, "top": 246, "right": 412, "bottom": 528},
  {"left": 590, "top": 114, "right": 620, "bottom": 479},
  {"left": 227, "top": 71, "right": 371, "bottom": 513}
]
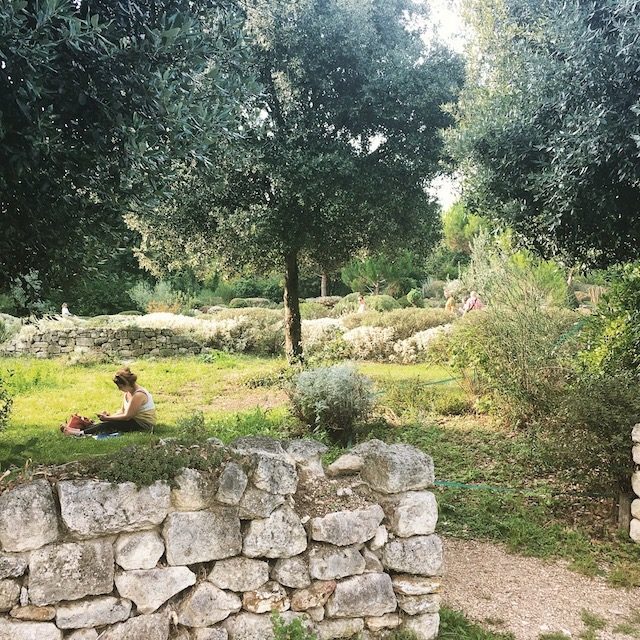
[{"left": 422, "top": 0, "right": 467, "bottom": 53}]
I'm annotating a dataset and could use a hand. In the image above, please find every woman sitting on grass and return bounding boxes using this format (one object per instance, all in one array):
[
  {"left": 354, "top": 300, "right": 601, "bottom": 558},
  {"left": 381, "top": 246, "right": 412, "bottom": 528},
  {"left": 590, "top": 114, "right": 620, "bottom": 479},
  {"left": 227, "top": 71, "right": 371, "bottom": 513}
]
[{"left": 83, "top": 367, "right": 156, "bottom": 435}]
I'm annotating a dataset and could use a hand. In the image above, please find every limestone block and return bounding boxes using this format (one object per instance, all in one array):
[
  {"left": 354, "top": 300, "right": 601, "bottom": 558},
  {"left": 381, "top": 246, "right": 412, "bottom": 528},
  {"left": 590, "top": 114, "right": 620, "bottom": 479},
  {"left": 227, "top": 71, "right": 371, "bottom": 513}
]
[
  {"left": 56, "top": 596, "right": 132, "bottom": 629},
  {"left": 365, "top": 613, "right": 401, "bottom": 631},
  {"left": 0, "top": 620, "right": 62, "bottom": 640},
  {"left": 164, "top": 509, "right": 242, "bottom": 565},
  {"left": 630, "top": 518, "right": 640, "bottom": 543},
  {"left": 0, "top": 579, "right": 19, "bottom": 612},
  {"left": 382, "top": 535, "right": 443, "bottom": 576},
  {"left": 171, "top": 468, "right": 216, "bottom": 511},
  {"left": 633, "top": 423, "right": 640, "bottom": 443},
  {"left": 310, "top": 505, "right": 384, "bottom": 546},
  {"left": 360, "top": 443, "right": 434, "bottom": 494},
  {"left": 632, "top": 499, "right": 640, "bottom": 520},
  {"left": 307, "top": 606, "right": 325, "bottom": 622},
  {"left": 326, "top": 454, "right": 364, "bottom": 477},
  {"left": 9, "top": 604, "right": 55, "bottom": 621},
  {"left": 191, "top": 629, "right": 229, "bottom": 640},
  {"left": 316, "top": 618, "right": 364, "bottom": 640},
  {"left": 222, "top": 612, "right": 274, "bottom": 640},
  {"left": 403, "top": 613, "right": 440, "bottom": 640},
  {"left": 208, "top": 558, "right": 269, "bottom": 592},
  {"left": 325, "top": 573, "right": 396, "bottom": 618},
  {"left": 65, "top": 630, "right": 98, "bottom": 640},
  {"left": 242, "top": 581, "right": 290, "bottom": 614},
  {"left": 308, "top": 544, "right": 365, "bottom": 580},
  {"left": 177, "top": 582, "right": 241, "bottom": 627},
  {"left": 284, "top": 439, "right": 327, "bottom": 480},
  {"left": 58, "top": 480, "right": 170, "bottom": 537},
  {"left": 216, "top": 462, "right": 249, "bottom": 506},
  {"left": 29, "top": 540, "right": 115, "bottom": 606},
  {"left": 114, "top": 566, "right": 196, "bottom": 614},
  {"left": 115, "top": 530, "right": 165, "bottom": 570},
  {"left": 632, "top": 471, "right": 640, "bottom": 498},
  {"left": 362, "top": 547, "right": 383, "bottom": 573},
  {"left": 383, "top": 491, "right": 438, "bottom": 537},
  {"left": 0, "top": 554, "right": 28, "bottom": 580},
  {"left": 251, "top": 455, "right": 298, "bottom": 495},
  {"left": 391, "top": 575, "right": 441, "bottom": 595},
  {"left": 634, "top": 445, "right": 640, "bottom": 465},
  {"left": 230, "top": 436, "right": 291, "bottom": 459},
  {"left": 271, "top": 556, "right": 311, "bottom": 588},
  {"left": 97, "top": 612, "right": 170, "bottom": 640},
  {"left": 243, "top": 506, "right": 307, "bottom": 558},
  {"left": 0, "top": 480, "right": 59, "bottom": 552},
  {"left": 238, "top": 487, "right": 285, "bottom": 519},
  {"left": 290, "top": 581, "right": 336, "bottom": 611},
  {"left": 397, "top": 593, "right": 440, "bottom": 615}
]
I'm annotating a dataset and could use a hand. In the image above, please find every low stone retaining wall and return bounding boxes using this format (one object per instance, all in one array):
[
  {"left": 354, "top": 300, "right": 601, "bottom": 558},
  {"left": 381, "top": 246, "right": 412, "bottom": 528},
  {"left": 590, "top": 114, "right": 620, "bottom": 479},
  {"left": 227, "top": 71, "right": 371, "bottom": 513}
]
[
  {"left": 630, "top": 424, "right": 640, "bottom": 542},
  {"left": 0, "top": 437, "right": 443, "bottom": 640},
  {"left": 0, "top": 327, "right": 202, "bottom": 359}
]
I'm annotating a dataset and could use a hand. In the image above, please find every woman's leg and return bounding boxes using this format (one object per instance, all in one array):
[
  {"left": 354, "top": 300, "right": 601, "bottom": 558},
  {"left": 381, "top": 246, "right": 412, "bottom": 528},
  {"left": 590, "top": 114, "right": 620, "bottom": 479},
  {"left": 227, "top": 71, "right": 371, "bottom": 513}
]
[{"left": 82, "top": 420, "right": 141, "bottom": 435}]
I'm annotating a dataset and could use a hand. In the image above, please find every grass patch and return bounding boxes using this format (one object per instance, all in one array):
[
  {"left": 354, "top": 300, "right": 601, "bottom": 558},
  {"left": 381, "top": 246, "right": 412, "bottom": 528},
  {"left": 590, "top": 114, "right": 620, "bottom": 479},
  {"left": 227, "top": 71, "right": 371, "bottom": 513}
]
[{"left": 438, "top": 607, "right": 515, "bottom": 639}]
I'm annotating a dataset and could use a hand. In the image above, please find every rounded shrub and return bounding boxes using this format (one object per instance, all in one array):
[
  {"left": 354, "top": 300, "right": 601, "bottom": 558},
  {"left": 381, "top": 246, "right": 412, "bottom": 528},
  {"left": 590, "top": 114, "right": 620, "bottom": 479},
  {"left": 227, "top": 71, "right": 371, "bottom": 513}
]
[
  {"left": 334, "top": 293, "right": 400, "bottom": 315},
  {"left": 406, "top": 288, "right": 424, "bottom": 307},
  {"left": 229, "top": 298, "right": 275, "bottom": 309},
  {"left": 288, "top": 364, "right": 375, "bottom": 444}
]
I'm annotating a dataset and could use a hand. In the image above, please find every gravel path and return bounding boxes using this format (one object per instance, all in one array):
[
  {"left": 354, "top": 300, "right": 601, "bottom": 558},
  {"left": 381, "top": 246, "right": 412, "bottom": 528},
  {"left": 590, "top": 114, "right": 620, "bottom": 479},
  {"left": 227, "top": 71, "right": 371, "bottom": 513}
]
[{"left": 443, "top": 537, "right": 640, "bottom": 639}]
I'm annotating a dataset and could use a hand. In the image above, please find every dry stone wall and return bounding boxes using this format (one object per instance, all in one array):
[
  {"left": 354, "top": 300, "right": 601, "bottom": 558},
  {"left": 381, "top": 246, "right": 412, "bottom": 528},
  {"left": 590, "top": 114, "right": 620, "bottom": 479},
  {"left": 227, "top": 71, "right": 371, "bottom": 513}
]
[
  {"left": 0, "top": 437, "right": 443, "bottom": 640},
  {"left": 0, "top": 327, "right": 202, "bottom": 359}
]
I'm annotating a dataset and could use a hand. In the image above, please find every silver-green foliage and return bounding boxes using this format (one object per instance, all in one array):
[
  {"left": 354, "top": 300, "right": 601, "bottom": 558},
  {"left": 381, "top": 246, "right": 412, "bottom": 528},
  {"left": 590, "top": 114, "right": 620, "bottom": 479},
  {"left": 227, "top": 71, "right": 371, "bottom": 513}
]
[{"left": 289, "top": 365, "right": 375, "bottom": 444}]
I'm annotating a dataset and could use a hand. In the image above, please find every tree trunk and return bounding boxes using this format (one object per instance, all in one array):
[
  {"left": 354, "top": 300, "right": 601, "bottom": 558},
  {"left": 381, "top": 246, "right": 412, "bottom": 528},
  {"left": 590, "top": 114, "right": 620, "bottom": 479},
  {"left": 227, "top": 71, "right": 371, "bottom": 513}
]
[
  {"left": 618, "top": 489, "right": 633, "bottom": 533},
  {"left": 284, "top": 250, "right": 303, "bottom": 363},
  {"left": 320, "top": 272, "right": 328, "bottom": 297}
]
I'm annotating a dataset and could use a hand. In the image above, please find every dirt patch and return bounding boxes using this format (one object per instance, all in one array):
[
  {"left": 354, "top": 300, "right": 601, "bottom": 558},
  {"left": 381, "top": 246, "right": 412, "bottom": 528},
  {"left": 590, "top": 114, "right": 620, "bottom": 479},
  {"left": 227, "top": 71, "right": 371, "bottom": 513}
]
[
  {"left": 205, "top": 388, "right": 287, "bottom": 412},
  {"left": 293, "top": 475, "right": 376, "bottom": 519},
  {"left": 443, "top": 537, "right": 640, "bottom": 639}
]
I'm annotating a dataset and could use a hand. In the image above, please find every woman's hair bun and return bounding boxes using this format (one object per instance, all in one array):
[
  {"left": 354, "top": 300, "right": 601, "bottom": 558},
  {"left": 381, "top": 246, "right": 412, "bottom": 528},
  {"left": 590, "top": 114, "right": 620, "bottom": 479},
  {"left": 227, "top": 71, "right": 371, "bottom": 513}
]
[{"left": 114, "top": 367, "right": 137, "bottom": 386}]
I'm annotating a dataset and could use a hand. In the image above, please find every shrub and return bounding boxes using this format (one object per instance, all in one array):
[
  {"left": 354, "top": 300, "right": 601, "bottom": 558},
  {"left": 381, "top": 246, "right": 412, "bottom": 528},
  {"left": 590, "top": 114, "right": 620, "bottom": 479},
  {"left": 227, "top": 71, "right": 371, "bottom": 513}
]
[
  {"left": 229, "top": 298, "right": 275, "bottom": 309},
  {"left": 422, "top": 279, "right": 446, "bottom": 299},
  {"left": 333, "top": 293, "right": 400, "bottom": 315},
  {"left": 301, "top": 319, "right": 344, "bottom": 355},
  {"left": 300, "top": 302, "right": 333, "bottom": 320},
  {"left": 118, "top": 310, "right": 143, "bottom": 316},
  {"left": 304, "top": 296, "right": 342, "bottom": 308},
  {"left": 342, "top": 326, "right": 396, "bottom": 361},
  {"left": 342, "top": 308, "right": 454, "bottom": 340},
  {"left": 128, "top": 280, "right": 193, "bottom": 314},
  {"left": 213, "top": 281, "right": 236, "bottom": 303},
  {"left": 272, "top": 613, "right": 317, "bottom": 640},
  {"left": 0, "top": 370, "right": 12, "bottom": 431},
  {"left": 407, "top": 288, "right": 424, "bottom": 307},
  {"left": 393, "top": 324, "right": 454, "bottom": 363},
  {"left": 288, "top": 364, "right": 375, "bottom": 444}
]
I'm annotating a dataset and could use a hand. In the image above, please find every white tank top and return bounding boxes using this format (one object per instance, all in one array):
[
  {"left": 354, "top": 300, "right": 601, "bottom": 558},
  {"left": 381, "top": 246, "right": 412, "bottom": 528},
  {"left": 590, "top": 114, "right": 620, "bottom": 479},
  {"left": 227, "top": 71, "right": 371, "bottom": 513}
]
[{"left": 124, "top": 387, "right": 155, "bottom": 413}]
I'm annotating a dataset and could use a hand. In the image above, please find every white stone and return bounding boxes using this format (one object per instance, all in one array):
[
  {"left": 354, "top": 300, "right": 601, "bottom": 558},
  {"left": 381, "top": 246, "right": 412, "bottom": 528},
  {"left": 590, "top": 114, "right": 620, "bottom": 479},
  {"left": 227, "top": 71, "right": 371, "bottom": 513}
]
[
  {"left": 242, "top": 581, "right": 290, "bottom": 614},
  {"left": 632, "top": 499, "right": 640, "bottom": 520},
  {"left": 0, "top": 579, "right": 19, "bottom": 612},
  {"left": 369, "top": 526, "right": 388, "bottom": 551},
  {"left": 307, "top": 606, "right": 325, "bottom": 622},
  {"left": 397, "top": 593, "right": 440, "bottom": 615},
  {"left": 56, "top": 596, "right": 131, "bottom": 629},
  {"left": 384, "top": 492, "right": 438, "bottom": 537},
  {"left": 66, "top": 630, "right": 99, "bottom": 640},
  {"left": 382, "top": 535, "right": 443, "bottom": 575},
  {"left": 271, "top": 556, "right": 311, "bottom": 589},
  {"left": 316, "top": 618, "right": 364, "bottom": 640},
  {"left": 208, "top": 557, "right": 269, "bottom": 592},
  {"left": 29, "top": 540, "right": 115, "bottom": 606},
  {"left": 325, "top": 573, "right": 396, "bottom": 618},
  {"left": 290, "top": 581, "right": 336, "bottom": 611},
  {"left": 632, "top": 471, "right": 640, "bottom": 498},
  {"left": 238, "top": 487, "right": 285, "bottom": 519},
  {"left": 171, "top": 468, "right": 215, "bottom": 510},
  {"left": 192, "top": 629, "right": 229, "bottom": 640},
  {"left": 222, "top": 612, "right": 274, "bottom": 640},
  {"left": 164, "top": 509, "right": 242, "bottom": 565},
  {"left": 0, "top": 620, "right": 62, "bottom": 640},
  {"left": 633, "top": 445, "right": 640, "bottom": 465},
  {"left": 243, "top": 506, "right": 308, "bottom": 558},
  {"left": 115, "top": 530, "right": 164, "bottom": 570},
  {"left": 310, "top": 505, "right": 384, "bottom": 546},
  {"left": 326, "top": 454, "right": 364, "bottom": 477},
  {"left": 114, "top": 566, "right": 196, "bottom": 614},
  {"left": 0, "top": 480, "right": 59, "bottom": 552},
  {"left": 391, "top": 575, "right": 441, "bottom": 595},
  {"left": 361, "top": 443, "right": 434, "bottom": 494},
  {"left": 309, "top": 544, "right": 365, "bottom": 581},
  {"left": 97, "top": 612, "right": 170, "bottom": 640},
  {"left": 630, "top": 518, "right": 640, "bottom": 543},
  {"left": 58, "top": 480, "right": 170, "bottom": 537},
  {"left": 362, "top": 547, "right": 383, "bottom": 573},
  {"left": 365, "top": 613, "right": 401, "bottom": 631},
  {"left": 216, "top": 462, "right": 249, "bottom": 506},
  {"left": 284, "top": 439, "right": 328, "bottom": 462},
  {"left": 403, "top": 613, "right": 440, "bottom": 640},
  {"left": 251, "top": 454, "right": 298, "bottom": 495},
  {"left": 178, "top": 582, "right": 241, "bottom": 627},
  {"left": 632, "top": 423, "right": 640, "bottom": 443}
]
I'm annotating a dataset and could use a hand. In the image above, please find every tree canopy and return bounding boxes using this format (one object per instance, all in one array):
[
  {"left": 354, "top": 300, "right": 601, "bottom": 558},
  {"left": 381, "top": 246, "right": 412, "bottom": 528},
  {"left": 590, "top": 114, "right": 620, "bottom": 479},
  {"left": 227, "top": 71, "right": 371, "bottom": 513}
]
[
  {"left": 0, "top": 0, "right": 255, "bottom": 294},
  {"left": 134, "top": 0, "right": 463, "bottom": 358},
  {"left": 452, "top": 0, "right": 640, "bottom": 267}
]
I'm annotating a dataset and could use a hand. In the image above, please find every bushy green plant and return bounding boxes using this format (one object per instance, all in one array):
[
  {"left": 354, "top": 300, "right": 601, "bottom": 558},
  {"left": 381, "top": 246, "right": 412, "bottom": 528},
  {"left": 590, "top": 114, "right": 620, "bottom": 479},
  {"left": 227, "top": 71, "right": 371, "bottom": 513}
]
[
  {"left": 288, "top": 365, "right": 375, "bottom": 445},
  {"left": 128, "top": 280, "right": 193, "bottom": 314},
  {"left": 333, "top": 293, "right": 400, "bottom": 315},
  {"left": 0, "top": 371, "right": 13, "bottom": 431},
  {"left": 407, "top": 288, "right": 424, "bottom": 307},
  {"left": 229, "top": 297, "right": 275, "bottom": 309},
  {"left": 213, "top": 281, "right": 236, "bottom": 303},
  {"left": 272, "top": 613, "right": 317, "bottom": 640},
  {"left": 300, "top": 302, "right": 333, "bottom": 319},
  {"left": 176, "top": 410, "right": 208, "bottom": 442}
]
